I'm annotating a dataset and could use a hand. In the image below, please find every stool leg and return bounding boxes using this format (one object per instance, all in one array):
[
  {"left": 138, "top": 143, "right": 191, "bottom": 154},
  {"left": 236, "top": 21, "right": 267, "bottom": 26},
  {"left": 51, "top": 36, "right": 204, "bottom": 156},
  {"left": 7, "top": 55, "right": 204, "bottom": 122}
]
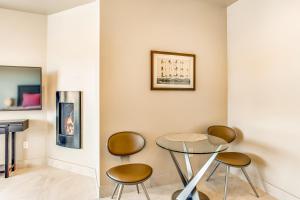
[
  {"left": 206, "top": 162, "right": 220, "bottom": 181},
  {"left": 5, "top": 129, "right": 9, "bottom": 178},
  {"left": 136, "top": 184, "right": 140, "bottom": 194},
  {"left": 141, "top": 183, "right": 150, "bottom": 200},
  {"left": 116, "top": 184, "right": 124, "bottom": 200},
  {"left": 111, "top": 184, "right": 119, "bottom": 199},
  {"left": 12, "top": 132, "right": 16, "bottom": 172},
  {"left": 241, "top": 168, "right": 259, "bottom": 198},
  {"left": 224, "top": 166, "right": 230, "bottom": 200}
]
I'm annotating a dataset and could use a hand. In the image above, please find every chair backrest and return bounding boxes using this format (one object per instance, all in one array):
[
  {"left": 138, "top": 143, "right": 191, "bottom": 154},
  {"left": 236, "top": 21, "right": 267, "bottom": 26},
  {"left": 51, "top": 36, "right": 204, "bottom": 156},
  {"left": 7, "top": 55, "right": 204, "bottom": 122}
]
[
  {"left": 107, "top": 131, "right": 145, "bottom": 156},
  {"left": 207, "top": 125, "right": 236, "bottom": 143}
]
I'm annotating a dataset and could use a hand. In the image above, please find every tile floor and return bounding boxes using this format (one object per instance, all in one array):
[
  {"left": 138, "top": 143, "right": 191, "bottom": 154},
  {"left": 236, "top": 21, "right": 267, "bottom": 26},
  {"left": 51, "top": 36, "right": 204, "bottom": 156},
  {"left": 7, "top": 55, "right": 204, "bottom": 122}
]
[
  {"left": 0, "top": 167, "right": 97, "bottom": 200},
  {"left": 0, "top": 167, "right": 277, "bottom": 200},
  {"left": 101, "top": 176, "right": 277, "bottom": 200}
]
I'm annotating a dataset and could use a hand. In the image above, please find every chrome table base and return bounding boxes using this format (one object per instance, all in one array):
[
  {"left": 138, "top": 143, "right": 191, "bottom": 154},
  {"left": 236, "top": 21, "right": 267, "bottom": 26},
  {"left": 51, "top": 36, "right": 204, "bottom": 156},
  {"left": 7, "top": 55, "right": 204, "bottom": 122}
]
[
  {"left": 170, "top": 145, "right": 223, "bottom": 200},
  {"left": 172, "top": 190, "right": 209, "bottom": 200},
  {"left": 169, "top": 146, "right": 221, "bottom": 200}
]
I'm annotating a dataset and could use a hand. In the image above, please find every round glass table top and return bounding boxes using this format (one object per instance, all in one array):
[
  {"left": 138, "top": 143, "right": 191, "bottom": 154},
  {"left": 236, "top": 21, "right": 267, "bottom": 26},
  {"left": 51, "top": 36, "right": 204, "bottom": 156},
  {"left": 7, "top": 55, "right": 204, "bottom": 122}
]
[{"left": 156, "top": 133, "right": 229, "bottom": 154}]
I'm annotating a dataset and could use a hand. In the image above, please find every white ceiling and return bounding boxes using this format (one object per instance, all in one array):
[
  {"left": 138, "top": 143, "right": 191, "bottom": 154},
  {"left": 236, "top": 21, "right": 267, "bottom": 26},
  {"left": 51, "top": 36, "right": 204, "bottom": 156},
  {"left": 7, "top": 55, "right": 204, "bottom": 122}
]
[
  {"left": 225, "top": 0, "right": 239, "bottom": 6},
  {"left": 211, "top": 0, "right": 239, "bottom": 6},
  {"left": 0, "top": 0, "right": 237, "bottom": 15},
  {"left": 0, "top": 0, "right": 95, "bottom": 15}
]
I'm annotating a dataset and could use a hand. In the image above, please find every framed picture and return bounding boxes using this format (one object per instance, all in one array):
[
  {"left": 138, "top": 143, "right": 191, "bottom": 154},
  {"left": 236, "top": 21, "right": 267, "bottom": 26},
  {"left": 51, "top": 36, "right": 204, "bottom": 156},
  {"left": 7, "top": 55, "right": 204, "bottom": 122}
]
[{"left": 151, "top": 51, "right": 196, "bottom": 90}]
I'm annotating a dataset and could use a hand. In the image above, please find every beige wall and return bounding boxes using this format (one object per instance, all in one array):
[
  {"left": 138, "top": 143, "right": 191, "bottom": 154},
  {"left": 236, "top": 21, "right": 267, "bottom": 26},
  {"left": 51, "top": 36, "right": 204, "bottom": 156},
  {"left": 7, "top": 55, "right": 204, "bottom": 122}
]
[
  {"left": 0, "top": 8, "right": 47, "bottom": 167},
  {"left": 100, "top": 0, "right": 227, "bottom": 195},
  {"left": 228, "top": 0, "right": 300, "bottom": 199},
  {"left": 47, "top": 1, "right": 100, "bottom": 179}
]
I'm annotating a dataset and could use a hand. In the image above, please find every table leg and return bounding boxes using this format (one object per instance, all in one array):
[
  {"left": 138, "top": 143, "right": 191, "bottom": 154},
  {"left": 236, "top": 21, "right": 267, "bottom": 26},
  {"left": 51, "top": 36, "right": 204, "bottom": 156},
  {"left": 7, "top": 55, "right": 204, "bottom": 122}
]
[
  {"left": 183, "top": 144, "right": 200, "bottom": 200},
  {"left": 176, "top": 146, "right": 223, "bottom": 200},
  {"left": 11, "top": 132, "right": 15, "bottom": 171},
  {"left": 169, "top": 151, "right": 188, "bottom": 186},
  {"left": 5, "top": 127, "right": 9, "bottom": 178},
  {"left": 184, "top": 153, "right": 194, "bottom": 179},
  {"left": 169, "top": 150, "right": 208, "bottom": 200}
]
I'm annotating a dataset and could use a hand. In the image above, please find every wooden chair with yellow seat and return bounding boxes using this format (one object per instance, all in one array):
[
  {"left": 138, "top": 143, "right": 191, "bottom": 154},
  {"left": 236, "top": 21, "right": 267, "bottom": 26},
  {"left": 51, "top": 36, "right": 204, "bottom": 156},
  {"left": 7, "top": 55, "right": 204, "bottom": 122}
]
[
  {"left": 206, "top": 126, "right": 259, "bottom": 200},
  {"left": 106, "top": 131, "right": 152, "bottom": 200}
]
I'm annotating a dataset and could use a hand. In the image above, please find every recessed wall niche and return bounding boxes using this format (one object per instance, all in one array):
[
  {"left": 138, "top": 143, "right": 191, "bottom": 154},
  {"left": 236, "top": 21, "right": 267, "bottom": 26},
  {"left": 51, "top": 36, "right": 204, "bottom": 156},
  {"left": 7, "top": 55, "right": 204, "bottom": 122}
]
[{"left": 56, "top": 91, "right": 81, "bottom": 149}]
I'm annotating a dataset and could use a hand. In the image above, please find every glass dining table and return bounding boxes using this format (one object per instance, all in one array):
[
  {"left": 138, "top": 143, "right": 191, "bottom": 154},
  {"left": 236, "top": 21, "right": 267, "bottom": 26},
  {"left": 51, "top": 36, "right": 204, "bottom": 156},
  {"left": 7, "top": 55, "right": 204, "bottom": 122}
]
[{"left": 156, "top": 133, "right": 229, "bottom": 200}]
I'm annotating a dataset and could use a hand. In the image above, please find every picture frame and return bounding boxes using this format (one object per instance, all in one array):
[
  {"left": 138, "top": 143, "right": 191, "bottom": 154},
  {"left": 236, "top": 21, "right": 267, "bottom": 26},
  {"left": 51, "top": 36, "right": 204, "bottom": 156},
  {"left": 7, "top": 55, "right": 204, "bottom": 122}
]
[{"left": 151, "top": 50, "right": 196, "bottom": 90}]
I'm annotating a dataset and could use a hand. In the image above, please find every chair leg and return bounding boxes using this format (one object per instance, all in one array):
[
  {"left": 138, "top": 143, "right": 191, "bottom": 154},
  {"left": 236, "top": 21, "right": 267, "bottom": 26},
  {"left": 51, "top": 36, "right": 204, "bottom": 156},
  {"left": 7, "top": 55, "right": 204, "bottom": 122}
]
[
  {"left": 206, "top": 161, "right": 221, "bottom": 181},
  {"left": 224, "top": 166, "right": 230, "bottom": 200},
  {"left": 111, "top": 184, "right": 120, "bottom": 199},
  {"left": 116, "top": 184, "right": 124, "bottom": 200},
  {"left": 241, "top": 168, "right": 259, "bottom": 198},
  {"left": 136, "top": 184, "right": 140, "bottom": 194},
  {"left": 141, "top": 183, "right": 150, "bottom": 200}
]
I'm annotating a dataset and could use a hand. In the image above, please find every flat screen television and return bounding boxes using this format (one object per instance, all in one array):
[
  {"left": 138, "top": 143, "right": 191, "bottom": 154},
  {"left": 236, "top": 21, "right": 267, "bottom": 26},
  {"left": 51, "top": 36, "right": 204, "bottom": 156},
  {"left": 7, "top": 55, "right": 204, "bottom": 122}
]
[{"left": 0, "top": 66, "right": 42, "bottom": 111}]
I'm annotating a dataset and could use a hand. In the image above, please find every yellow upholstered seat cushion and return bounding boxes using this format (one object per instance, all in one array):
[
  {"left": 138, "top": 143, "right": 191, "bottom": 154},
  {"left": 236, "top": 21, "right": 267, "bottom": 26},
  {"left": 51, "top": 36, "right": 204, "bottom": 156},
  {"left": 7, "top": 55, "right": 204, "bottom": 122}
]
[
  {"left": 216, "top": 152, "right": 251, "bottom": 167},
  {"left": 106, "top": 163, "right": 152, "bottom": 184}
]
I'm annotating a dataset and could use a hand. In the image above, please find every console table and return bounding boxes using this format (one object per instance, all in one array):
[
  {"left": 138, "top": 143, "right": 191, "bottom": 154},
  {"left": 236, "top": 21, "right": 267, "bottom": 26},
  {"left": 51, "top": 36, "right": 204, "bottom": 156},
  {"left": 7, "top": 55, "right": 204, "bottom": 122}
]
[{"left": 0, "top": 119, "right": 29, "bottom": 178}]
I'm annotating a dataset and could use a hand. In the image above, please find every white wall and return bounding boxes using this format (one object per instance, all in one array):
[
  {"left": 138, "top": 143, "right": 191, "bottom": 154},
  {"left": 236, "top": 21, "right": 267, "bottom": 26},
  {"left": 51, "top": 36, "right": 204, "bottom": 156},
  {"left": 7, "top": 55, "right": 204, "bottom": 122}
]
[
  {"left": 228, "top": 0, "right": 300, "bottom": 199},
  {"left": 47, "top": 1, "right": 99, "bottom": 180},
  {"left": 100, "top": 0, "right": 227, "bottom": 196},
  {"left": 0, "top": 3, "right": 100, "bottom": 192},
  {"left": 0, "top": 8, "right": 47, "bottom": 167}
]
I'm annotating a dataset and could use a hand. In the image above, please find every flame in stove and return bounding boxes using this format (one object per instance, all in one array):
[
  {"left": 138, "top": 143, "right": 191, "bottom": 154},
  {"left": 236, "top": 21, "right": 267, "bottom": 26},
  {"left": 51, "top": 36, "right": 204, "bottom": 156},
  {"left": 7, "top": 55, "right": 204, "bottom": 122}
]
[{"left": 64, "top": 113, "right": 74, "bottom": 135}]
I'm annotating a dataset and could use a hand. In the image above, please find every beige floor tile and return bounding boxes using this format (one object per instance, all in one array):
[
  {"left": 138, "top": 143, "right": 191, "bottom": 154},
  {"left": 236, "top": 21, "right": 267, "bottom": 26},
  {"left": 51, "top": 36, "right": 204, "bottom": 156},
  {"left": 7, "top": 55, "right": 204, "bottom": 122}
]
[
  {"left": 101, "top": 174, "right": 277, "bottom": 200},
  {"left": 0, "top": 167, "right": 277, "bottom": 200},
  {"left": 0, "top": 167, "right": 97, "bottom": 200}
]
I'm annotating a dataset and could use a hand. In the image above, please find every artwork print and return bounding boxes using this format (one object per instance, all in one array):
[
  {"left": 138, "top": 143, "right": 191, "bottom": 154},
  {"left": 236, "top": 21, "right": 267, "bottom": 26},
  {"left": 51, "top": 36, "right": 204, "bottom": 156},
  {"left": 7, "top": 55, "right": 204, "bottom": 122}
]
[{"left": 151, "top": 51, "right": 195, "bottom": 90}]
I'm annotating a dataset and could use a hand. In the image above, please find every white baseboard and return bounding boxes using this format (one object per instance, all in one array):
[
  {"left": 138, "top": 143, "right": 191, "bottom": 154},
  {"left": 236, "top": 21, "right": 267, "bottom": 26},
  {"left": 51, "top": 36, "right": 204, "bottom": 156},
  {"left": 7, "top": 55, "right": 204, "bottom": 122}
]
[
  {"left": 16, "top": 157, "right": 46, "bottom": 168},
  {"left": 230, "top": 168, "right": 299, "bottom": 200},
  {"left": 264, "top": 181, "right": 300, "bottom": 200},
  {"left": 47, "top": 157, "right": 97, "bottom": 178},
  {"left": 47, "top": 158, "right": 100, "bottom": 198}
]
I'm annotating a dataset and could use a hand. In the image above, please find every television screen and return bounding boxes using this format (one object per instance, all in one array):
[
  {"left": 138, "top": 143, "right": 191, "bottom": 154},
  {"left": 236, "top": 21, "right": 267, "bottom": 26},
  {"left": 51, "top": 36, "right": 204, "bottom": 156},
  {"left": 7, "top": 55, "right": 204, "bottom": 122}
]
[{"left": 0, "top": 66, "right": 42, "bottom": 111}]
